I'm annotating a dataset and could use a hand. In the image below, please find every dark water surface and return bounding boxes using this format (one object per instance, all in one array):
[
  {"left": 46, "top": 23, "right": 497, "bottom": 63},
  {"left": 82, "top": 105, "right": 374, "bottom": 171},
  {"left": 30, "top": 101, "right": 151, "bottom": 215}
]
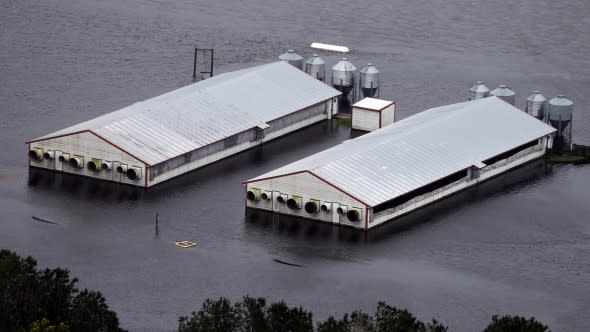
[{"left": 1, "top": 1, "right": 590, "bottom": 331}]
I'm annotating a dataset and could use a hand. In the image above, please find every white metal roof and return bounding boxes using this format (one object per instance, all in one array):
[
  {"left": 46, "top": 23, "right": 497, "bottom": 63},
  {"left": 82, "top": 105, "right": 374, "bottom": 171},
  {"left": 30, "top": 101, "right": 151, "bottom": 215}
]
[
  {"left": 247, "top": 97, "right": 556, "bottom": 207},
  {"left": 353, "top": 97, "right": 394, "bottom": 111},
  {"left": 29, "top": 61, "right": 341, "bottom": 165}
]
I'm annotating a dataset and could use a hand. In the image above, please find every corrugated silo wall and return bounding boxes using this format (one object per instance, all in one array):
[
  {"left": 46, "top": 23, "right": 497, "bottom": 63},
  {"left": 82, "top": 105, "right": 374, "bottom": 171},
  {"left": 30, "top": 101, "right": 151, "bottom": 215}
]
[
  {"left": 29, "top": 131, "right": 146, "bottom": 187},
  {"left": 148, "top": 100, "right": 333, "bottom": 186},
  {"left": 246, "top": 172, "right": 367, "bottom": 229}
]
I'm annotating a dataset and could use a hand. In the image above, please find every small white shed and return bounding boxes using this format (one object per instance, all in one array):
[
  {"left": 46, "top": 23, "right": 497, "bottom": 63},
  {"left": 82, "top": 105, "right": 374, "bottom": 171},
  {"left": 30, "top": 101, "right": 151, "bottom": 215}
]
[{"left": 351, "top": 97, "right": 395, "bottom": 131}]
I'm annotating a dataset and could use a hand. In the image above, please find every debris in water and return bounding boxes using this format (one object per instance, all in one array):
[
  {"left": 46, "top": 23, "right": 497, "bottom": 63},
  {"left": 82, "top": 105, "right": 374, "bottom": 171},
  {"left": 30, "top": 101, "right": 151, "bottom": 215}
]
[
  {"left": 174, "top": 240, "right": 197, "bottom": 248},
  {"left": 273, "top": 258, "right": 303, "bottom": 267},
  {"left": 32, "top": 216, "right": 58, "bottom": 225}
]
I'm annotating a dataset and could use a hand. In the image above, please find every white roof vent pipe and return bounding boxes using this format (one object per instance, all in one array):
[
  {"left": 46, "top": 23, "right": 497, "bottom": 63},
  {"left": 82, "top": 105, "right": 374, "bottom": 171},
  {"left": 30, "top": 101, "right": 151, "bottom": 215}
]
[
  {"left": 469, "top": 81, "right": 490, "bottom": 100},
  {"left": 336, "top": 205, "right": 348, "bottom": 214}
]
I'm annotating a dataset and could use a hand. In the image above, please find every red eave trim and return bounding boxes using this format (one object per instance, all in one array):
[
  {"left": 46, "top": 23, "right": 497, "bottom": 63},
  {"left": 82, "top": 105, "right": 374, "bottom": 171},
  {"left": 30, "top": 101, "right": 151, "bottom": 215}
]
[
  {"left": 243, "top": 170, "right": 308, "bottom": 185},
  {"left": 26, "top": 129, "right": 152, "bottom": 167},
  {"left": 352, "top": 101, "right": 395, "bottom": 113},
  {"left": 89, "top": 131, "right": 152, "bottom": 166},
  {"left": 365, "top": 206, "right": 369, "bottom": 230},
  {"left": 25, "top": 130, "right": 90, "bottom": 144},
  {"left": 307, "top": 171, "right": 372, "bottom": 207},
  {"left": 244, "top": 170, "right": 372, "bottom": 207}
]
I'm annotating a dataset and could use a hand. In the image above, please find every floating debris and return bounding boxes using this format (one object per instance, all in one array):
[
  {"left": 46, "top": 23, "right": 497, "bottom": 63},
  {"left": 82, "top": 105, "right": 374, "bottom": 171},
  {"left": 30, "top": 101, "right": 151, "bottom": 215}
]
[
  {"left": 32, "top": 216, "right": 58, "bottom": 225},
  {"left": 174, "top": 240, "right": 197, "bottom": 248},
  {"left": 273, "top": 258, "right": 303, "bottom": 267}
]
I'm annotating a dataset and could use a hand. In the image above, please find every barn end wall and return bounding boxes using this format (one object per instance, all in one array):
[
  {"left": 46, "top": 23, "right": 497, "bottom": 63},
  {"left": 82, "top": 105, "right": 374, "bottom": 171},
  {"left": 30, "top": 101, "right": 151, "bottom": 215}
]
[
  {"left": 148, "top": 99, "right": 336, "bottom": 187},
  {"left": 246, "top": 172, "right": 367, "bottom": 229},
  {"left": 28, "top": 131, "right": 146, "bottom": 186}
]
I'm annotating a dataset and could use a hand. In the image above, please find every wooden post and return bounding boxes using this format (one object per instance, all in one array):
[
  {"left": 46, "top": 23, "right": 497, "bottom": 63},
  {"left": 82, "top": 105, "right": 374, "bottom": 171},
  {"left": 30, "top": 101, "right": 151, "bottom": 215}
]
[{"left": 193, "top": 48, "right": 198, "bottom": 80}]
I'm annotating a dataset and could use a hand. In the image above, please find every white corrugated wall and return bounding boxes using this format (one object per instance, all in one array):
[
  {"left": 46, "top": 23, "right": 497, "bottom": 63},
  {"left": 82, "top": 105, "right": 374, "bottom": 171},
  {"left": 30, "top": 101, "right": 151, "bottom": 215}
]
[
  {"left": 246, "top": 172, "right": 367, "bottom": 229},
  {"left": 29, "top": 131, "right": 146, "bottom": 187},
  {"left": 352, "top": 108, "right": 380, "bottom": 131}
]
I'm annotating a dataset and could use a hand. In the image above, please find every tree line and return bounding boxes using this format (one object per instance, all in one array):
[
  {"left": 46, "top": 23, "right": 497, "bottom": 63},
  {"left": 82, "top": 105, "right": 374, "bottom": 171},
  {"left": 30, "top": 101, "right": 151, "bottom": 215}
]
[{"left": 1, "top": 250, "right": 550, "bottom": 331}]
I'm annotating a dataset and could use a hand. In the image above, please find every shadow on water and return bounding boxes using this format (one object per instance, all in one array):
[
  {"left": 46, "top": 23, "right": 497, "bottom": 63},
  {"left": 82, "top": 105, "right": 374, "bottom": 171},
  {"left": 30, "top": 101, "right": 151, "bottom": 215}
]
[{"left": 245, "top": 159, "right": 553, "bottom": 244}]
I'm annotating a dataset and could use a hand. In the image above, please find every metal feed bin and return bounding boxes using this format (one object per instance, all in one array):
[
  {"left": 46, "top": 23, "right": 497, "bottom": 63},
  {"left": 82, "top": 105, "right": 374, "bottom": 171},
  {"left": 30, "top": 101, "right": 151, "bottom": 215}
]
[
  {"left": 331, "top": 58, "right": 356, "bottom": 97},
  {"left": 469, "top": 81, "right": 490, "bottom": 100},
  {"left": 526, "top": 91, "right": 547, "bottom": 120},
  {"left": 278, "top": 50, "right": 304, "bottom": 70},
  {"left": 490, "top": 85, "right": 516, "bottom": 105},
  {"left": 305, "top": 54, "right": 326, "bottom": 81},
  {"left": 359, "top": 63, "right": 380, "bottom": 98},
  {"left": 548, "top": 94, "right": 574, "bottom": 136}
]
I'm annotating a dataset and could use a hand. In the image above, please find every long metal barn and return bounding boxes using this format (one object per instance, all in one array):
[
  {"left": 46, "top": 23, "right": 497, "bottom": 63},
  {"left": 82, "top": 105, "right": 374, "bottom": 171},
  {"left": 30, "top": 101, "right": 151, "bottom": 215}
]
[
  {"left": 26, "top": 61, "right": 341, "bottom": 187},
  {"left": 244, "top": 97, "right": 556, "bottom": 230}
]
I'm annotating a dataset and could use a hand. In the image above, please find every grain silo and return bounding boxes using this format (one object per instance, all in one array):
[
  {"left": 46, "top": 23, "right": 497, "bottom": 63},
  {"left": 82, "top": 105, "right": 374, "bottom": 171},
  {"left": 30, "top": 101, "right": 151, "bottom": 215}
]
[
  {"left": 526, "top": 91, "right": 547, "bottom": 120},
  {"left": 331, "top": 58, "right": 356, "bottom": 98},
  {"left": 278, "top": 50, "right": 304, "bottom": 69},
  {"left": 305, "top": 54, "right": 326, "bottom": 81},
  {"left": 359, "top": 63, "right": 380, "bottom": 98},
  {"left": 469, "top": 81, "right": 490, "bottom": 100},
  {"left": 490, "top": 85, "right": 516, "bottom": 105}
]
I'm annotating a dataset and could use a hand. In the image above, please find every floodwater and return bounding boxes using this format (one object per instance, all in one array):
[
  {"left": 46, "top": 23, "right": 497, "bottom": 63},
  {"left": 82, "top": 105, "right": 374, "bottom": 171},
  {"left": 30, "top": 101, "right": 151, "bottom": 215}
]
[{"left": 1, "top": 0, "right": 590, "bottom": 331}]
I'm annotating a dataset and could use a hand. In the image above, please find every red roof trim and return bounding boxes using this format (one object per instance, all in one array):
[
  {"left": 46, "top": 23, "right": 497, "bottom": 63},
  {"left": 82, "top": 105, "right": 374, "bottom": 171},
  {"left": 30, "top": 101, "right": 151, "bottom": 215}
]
[
  {"left": 245, "top": 170, "right": 371, "bottom": 207},
  {"left": 307, "top": 171, "right": 372, "bottom": 207},
  {"left": 88, "top": 131, "right": 152, "bottom": 166},
  {"left": 352, "top": 101, "right": 395, "bottom": 112},
  {"left": 25, "top": 130, "right": 90, "bottom": 144},
  {"left": 242, "top": 170, "right": 308, "bottom": 184}
]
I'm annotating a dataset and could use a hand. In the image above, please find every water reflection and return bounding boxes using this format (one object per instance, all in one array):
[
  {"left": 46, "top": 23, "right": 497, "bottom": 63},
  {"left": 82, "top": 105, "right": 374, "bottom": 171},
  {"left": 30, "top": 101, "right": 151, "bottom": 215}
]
[{"left": 28, "top": 167, "right": 144, "bottom": 202}]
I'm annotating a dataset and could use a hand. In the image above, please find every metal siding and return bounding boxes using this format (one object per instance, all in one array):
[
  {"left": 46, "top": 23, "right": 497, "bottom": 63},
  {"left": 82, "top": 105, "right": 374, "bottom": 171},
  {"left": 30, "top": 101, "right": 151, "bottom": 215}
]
[
  {"left": 29, "top": 61, "right": 341, "bottom": 165},
  {"left": 352, "top": 109, "right": 380, "bottom": 131},
  {"left": 370, "top": 146, "right": 546, "bottom": 228},
  {"left": 148, "top": 111, "right": 328, "bottom": 187},
  {"left": 247, "top": 97, "right": 556, "bottom": 207},
  {"left": 246, "top": 172, "right": 366, "bottom": 229},
  {"left": 30, "top": 132, "right": 145, "bottom": 186},
  {"left": 381, "top": 104, "right": 396, "bottom": 127}
]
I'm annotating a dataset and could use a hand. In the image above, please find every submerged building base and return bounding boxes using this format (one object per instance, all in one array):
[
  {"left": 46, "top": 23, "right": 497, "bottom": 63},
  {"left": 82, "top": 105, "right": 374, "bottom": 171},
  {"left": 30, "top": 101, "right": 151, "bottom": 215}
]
[{"left": 246, "top": 141, "right": 548, "bottom": 230}]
